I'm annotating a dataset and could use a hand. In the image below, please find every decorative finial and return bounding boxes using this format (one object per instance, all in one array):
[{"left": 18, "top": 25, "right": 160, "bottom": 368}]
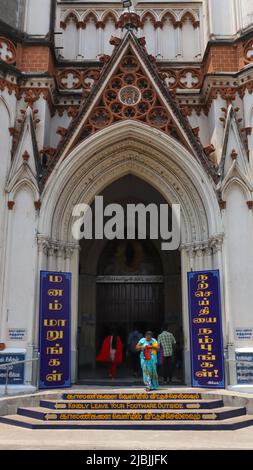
[{"left": 119, "top": 1, "right": 140, "bottom": 32}]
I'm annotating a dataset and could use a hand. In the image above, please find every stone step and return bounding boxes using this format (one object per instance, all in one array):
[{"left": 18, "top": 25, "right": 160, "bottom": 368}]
[
  {"left": 1, "top": 413, "right": 253, "bottom": 430},
  {"left": 62, "top": 392, "right": 202, "bottom": 401},
  {"left": 40, "top": 398, "right": 224, "bottom": 411},
  {"left": 16, "top": 406, "right": 246, "bottom": 421}
]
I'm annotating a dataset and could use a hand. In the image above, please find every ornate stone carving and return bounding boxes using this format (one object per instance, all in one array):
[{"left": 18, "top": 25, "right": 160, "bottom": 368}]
[
  {"left": 0, "top": 37, "right": 16, "bottom": 64},
  {"left": 161, "top": 68, "right": 202, "bottom": 90},
  {"left": 37, "top": 236, "right": 50, "bottom": 256},
  {"left": 181, "top": 233, "right": 224, "bottom": 259},
  {"left": 56, "top": 69, "right": 101, "bottom": 91},
  {"left": 244, "top": 39, "right": 253, "bottom": 64},
  {"left": 75, "top": 51, "right": 185, "bottom": 147},
  {"left": 49, "top": 139, "right": 210, "bottom": 243}
]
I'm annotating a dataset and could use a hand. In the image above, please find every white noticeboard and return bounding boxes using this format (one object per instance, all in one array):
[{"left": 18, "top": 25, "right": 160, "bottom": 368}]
[
  {"left": 235, "top": 328, "right": 253, "bottom": 342},
  {"left": 236, "top": 348, "right": 253, "bottom": 385},
  {"left": 7, "top": 328, "right": 27, "bottom": 341}
]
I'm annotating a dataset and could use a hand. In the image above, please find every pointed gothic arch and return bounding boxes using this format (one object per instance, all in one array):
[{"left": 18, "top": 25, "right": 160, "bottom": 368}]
[
  {"left": 222, "top": 176, "right": 252, "bottom": 202},
  {"left": 39, "top": 120, "right": 221, "bottom": 243},
  {"left": 60, "top": 11, "right": 80, "bottom": 29},
  {"left": 83, "top": 11, "right": 99, "bottom": 27},
  {"left": 179, "top": 10, "right": 200, "bottom": 28},
  {"left": 101, "top": 10, "right": 119, "bottom": 25},
  {"left": 160, "top": 11, "right": 177, "bottom": 28},
  {"left": 140, "top": 11, "right": 157, "bottom": 26}
]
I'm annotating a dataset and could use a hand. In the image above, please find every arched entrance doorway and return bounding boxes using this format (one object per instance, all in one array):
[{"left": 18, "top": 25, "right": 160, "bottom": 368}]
[
  {"left": 38, "top": 121, "right": 223, "bottom": 386},
  {"left": 77, "top": 175, "right": 183, "bottom": 381}
]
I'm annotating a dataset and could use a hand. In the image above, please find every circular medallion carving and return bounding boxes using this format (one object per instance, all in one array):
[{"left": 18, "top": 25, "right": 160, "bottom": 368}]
[{"left": 118, "top": 85, "right": 141, "bottom": 106}]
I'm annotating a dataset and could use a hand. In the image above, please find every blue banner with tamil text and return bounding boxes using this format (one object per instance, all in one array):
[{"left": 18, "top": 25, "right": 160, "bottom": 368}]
[
  {"left": 187, "top": 270, "right": 225, "bottom": 388},
  {"left": 39, "top": 271, "right": 71, "bottom": 389}
]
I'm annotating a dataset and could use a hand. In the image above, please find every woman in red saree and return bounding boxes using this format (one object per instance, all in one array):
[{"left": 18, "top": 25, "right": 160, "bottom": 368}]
[{"left": 96, "top": 331, "right": 123, "bottom": 379}]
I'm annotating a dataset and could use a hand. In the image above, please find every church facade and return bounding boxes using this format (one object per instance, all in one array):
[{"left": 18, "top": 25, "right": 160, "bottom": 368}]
[{"left": 1, "top": 0, "right": 253, "bottom": 390}]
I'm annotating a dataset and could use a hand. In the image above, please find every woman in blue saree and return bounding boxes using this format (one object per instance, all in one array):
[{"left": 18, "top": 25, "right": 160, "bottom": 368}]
[{"left": 136, "top": 331, "right": 160, "bottom": 391}]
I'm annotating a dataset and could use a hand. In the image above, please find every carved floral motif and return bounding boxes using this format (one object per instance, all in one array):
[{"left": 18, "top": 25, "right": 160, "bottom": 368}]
[
  {"left": 0, "top": 37, "right": 16, "bottom": 64},
  {"left": 57, "top": 69, "right": 101, "bottom": 91},
  {"left": 244, "top": 39, "right": 253, "bottom": 64},
  {"left": 161, "top": 68, "right": 202, "bottom": 90}
]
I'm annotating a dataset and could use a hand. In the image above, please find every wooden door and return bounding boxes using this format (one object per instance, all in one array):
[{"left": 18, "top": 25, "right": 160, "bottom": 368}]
[{"left": 96, "top": 281, "right": 164, "bottom": 351}]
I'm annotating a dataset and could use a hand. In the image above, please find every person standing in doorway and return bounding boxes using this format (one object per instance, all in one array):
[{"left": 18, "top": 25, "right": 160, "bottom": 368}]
[
  {"left": 127, "top": 326, "right": 142, "bottom": 377},
  {"left": 96, "top": 327, "right": 123, "bottom": 379},
  {"left": 136, "top": 331, "right": 160, "bottom": 391},
  {"left": 158, "top": 325, "right": 176, "bottom": 384}
]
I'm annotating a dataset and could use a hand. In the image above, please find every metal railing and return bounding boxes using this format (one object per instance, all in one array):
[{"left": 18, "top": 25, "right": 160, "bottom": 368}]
[{"left": 0, "top": 354, "right": 40, "bottom": 396}]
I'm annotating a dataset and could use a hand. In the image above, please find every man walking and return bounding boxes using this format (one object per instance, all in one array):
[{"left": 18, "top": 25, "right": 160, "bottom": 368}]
[{"left": 158, "top": 325, "right": 176, "bottom": 384}]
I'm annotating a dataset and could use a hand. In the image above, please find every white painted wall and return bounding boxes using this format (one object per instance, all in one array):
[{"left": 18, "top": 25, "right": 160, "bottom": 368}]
[
  {"left": 143, "top": 18, "right": 156, "bottom": 56},
  {"left": 240, "top": 0, "right": 253, "bottom": 29},
  {"left": 160, "top": 19, "right": 175, "bottom": 59},
  {"left": 188, "top": 111, "right": 210, "bottom": 147},
  {"left": 0, "top": 98, "right": 11, "bottom": 342},
  {"left": 63, "top": 20, "right": 79, "bottom": 60},
  {"left": 49, "top": 111, "right": 72, "bottom": 148},
  {"left": 25, "top": 0, "right": 51, "bottom": 36},
  {"left": 84, "top": 19, "right": 98, "bottom": 60},
  {"left": 181, "top": 20, "right": 197, "bottom": 60},
  {"left": 103, "top": 18, "right": 117, "bottom": 55},
  {"left": 208, "top": 0, "right": 236, "bottom": 36},
  {"left": 244, "top": 92, "right": 253, "bottom": 168},
  {"left": 208, "top": 97, "right": 227, "bottom": 164},
  {"left": 224, "top": 183, "right": 253, "bottom": 349},
  {"left": 4, "top": 188, "right": 37, "bottom": 348}
]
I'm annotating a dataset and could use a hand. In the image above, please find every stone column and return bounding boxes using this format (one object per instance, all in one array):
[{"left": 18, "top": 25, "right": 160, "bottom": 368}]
[
  {"left": 98, "top": 25, "right": 103, "bottom": 54},
  {"left": 47, "top": 241, "right": 56, "bottom": 271},
  {"left": 175, "top": 24, "right": 182, "bottom": 59},
  {"left": 64, "top": 245, "right": 73, "bottom": 273},
  {"left": 195, "top": 245, "right": 205, "bottom": 271},
  {"left": 77, "top": 26, "right": 84, "bottom": 60},
  {"left": 155, "top": 24, "right": 162, "bottom": 57},
  {"left": 212, "top": 234, "right": 236, "bottom": 385},
  {"left": 195, "top": 23, "right": 201, "bottom": 58},
  {"left": 56, "top": 243, "right": 65, "bottom": 272},
  {"left": 187, "top": 246, "right": 196, "bottom": 271},
  {"left": 70, "top": 243, "right": 80, "bottom": 383},
  {"left": 32, "top": 236, "right": 49, "bottom": 349},
  {"left": 180, "top": 246, "right": 191, "bottom": 385},
  {"left": 211, "top": 235, "right": 227, "bottom": 335},
  {"left": 0, "top": 206, "right": 14, "bottom": 343},
  {"left": 204, "top": 245, "right": 213, "bottom": 270}
]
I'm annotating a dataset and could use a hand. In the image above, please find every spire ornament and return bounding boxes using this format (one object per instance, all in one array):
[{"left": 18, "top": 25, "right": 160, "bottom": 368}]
[{"left": 118, "top": 1, "right": 141, "bottom": 32}]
